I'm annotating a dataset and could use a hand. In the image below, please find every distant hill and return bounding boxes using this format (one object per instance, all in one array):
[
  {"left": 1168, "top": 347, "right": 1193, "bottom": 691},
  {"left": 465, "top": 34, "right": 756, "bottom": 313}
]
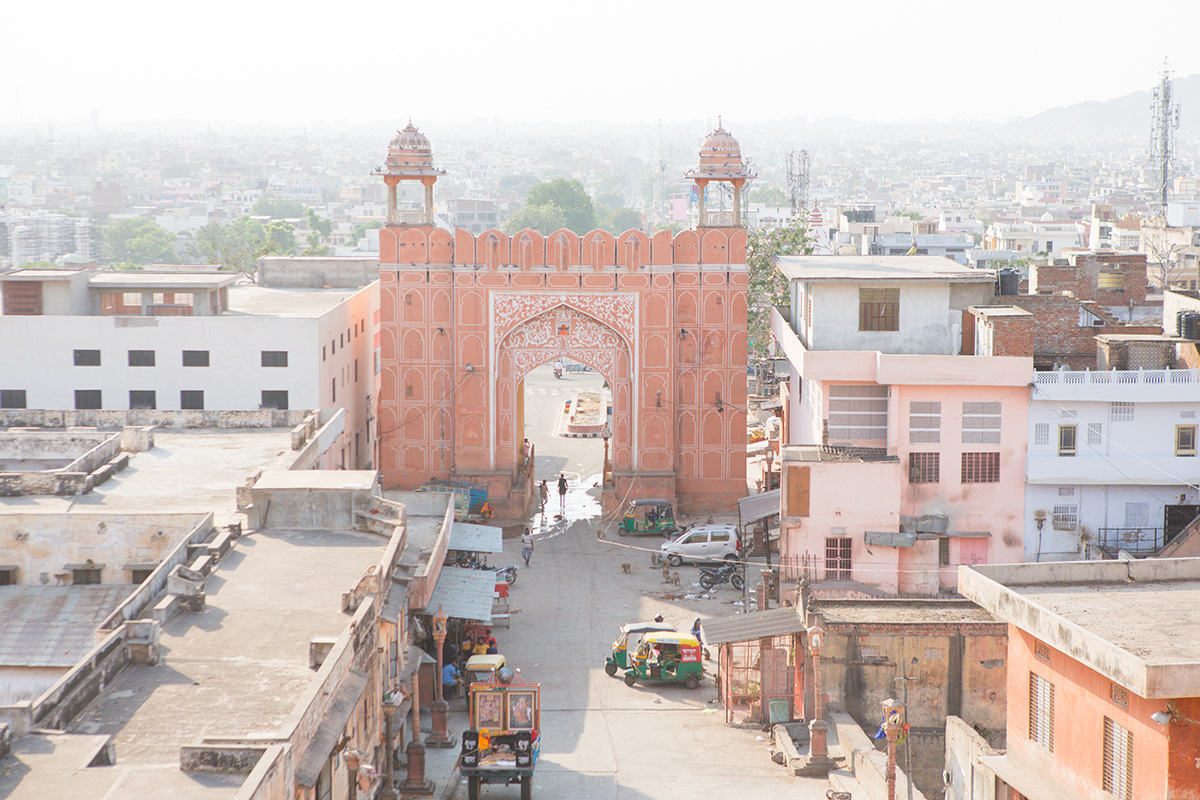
[{"left": 1012, "top": 73, "right": 1200, "bottom": 141}]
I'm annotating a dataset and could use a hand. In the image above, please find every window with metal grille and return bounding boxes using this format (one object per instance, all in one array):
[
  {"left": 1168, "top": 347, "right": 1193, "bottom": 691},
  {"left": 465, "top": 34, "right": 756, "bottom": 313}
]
[
  {"left": 1058, "top": 425, "right": 1076, "bottom": 456},
  {"left": 74, "top": 349, "right": 101, "bottom": 366},
  {"left": 1029, "top": 672, "right": 1054, "bottom": 752},
  {"left": 261, "top": 350, "right": 288, "bottom": 367},
  {"left": 73, "top": 568, "right": 102, "bottom": 585},
  {"left": 1058, "top": 487, "right": 1075, "bottom": 496},
  {"left": 828, "top": 384, "right": 888, "bottom": 444},
  {"left": 127, "top": 350, "right": 155, "bottom": 367},
  {"left": 1124, "top": 503, "right": 1149, "bottom": 528},
  {"left": 858, "top": 287, "right": 900, "bottom": 331},
  {"left": 1061, "top": 409, "right": 1077, "bottom": 419},
  {"left": 130, "top": 568, "right": 154, "bottom": 584},
  {"left": 1088, "top": 422, "right": 1102, "bottom": 446},
  {"left": 182, "top": 350, "right": 209, "bottom": 367},
  {"left": 1178, "top": 425, "right": 1197, "bottom": 457},
  {"left": 1098, "top": 272, "right": 1125, "bottom": 289},
  {"left": 1103, "top": 717, "right": 1132, "bottom": 800},
  {"left": 1034, "top": 640, "right": 1051, "bottom": 662},
  {"left": 908, "top": 452, "right": 939, "bottom": 483},
  {"left": 961, "top": 452, "right": 1000, "bottom": 483},
  {"left": 1110, "top": 683, "right": 1129, "bottom": 708},
  {"left": 825, "top": 537, "right": 852, "bottom": 580},
  {"left": 1110, "top": 402, "right": 1134, "bottom": 422},
  {"left": 1034, "top": 423, "right": 1049, "bottom": 446},
  {"left": 1052, "top": 505, "right": 1078, "bottom": 531},
  {"left": 129, "top": 390, "right": 156, "bottom": 410},
  {"left": 75, "top": 389, "right": 102, "bottom": 410},
  {"left": 1184, "top": 410, "right": 1197, "bottom": 419},
  {"left": 1, "top": 390, "right": 26, "bottom": 409},
  {"left": 938, "top": 536, "right": 951, "bottom": 566},
  {"left": 261, "top": 390, "right": 289, "bottom": 410},
  {"left": 962, "top": 401, "right": 1002, "bottom": 444},
  {"left": 909, "top": 401, "right": 941, "bottom": 443}
]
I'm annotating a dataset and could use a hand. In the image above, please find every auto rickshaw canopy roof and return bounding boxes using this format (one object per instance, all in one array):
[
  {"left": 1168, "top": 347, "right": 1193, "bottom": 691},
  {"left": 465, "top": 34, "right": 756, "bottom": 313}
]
[
  {"left": 465, "top": 654, "right": 506, "bottom": 671},
  {"left": 620, "top": 622, "right": 677, "bottom": 637},
  {"left": 626, "top": 499, "right": 674, "bottom": 509},
  {"left": 642, "top": 631, "right": 701, "bottom": 647}
]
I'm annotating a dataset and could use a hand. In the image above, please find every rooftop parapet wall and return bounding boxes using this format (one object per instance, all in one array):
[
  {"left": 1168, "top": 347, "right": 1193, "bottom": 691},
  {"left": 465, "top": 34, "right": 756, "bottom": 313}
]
[
  {"left": 1032, "top": 366, "right": 1200, "bottom": 400},
  {"left": 0, "top": 409, "right": 314, "bottom": 430},
  {"left": 379, "top": 225, "right": 748, "bottom": 268}
]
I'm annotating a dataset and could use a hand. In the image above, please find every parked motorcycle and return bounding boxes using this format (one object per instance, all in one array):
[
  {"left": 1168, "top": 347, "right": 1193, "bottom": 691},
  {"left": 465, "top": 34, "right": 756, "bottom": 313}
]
[
  {"left": 698, "top": 562, "right": 744, "bottom": 591},
  {"left": 453, "top": 553, "right": 517, "bottom": 585}
]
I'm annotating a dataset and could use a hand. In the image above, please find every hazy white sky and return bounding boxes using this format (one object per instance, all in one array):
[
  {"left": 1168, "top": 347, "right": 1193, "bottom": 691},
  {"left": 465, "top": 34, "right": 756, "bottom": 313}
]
[{"left": 9, "top": 0, "right": 1200, "bottom": 128}]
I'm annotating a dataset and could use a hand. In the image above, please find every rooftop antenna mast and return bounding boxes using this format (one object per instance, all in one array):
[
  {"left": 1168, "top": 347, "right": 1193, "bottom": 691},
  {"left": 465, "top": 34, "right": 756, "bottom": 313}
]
[
  {"left": 786, "top": 149, "right": 810, "bottom": 215},
  {"left": 1150, "top": 58, "right": 1181, "bottom": 219}
]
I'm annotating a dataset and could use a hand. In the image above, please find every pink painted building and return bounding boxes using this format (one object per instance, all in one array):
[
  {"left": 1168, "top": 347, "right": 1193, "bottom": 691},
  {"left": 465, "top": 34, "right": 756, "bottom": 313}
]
[
  {"left": 771, "top": 256, "right": 1032, "bottom": 595},
  {"left": 374, "top": 123, "right": 753, "bottom": 515}
]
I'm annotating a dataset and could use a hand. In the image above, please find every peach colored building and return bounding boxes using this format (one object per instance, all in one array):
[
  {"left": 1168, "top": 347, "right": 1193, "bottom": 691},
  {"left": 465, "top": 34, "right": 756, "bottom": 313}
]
[
  {"left": 771, "top": 256, "right": 1032, "bottom": 596},
  {"left": 954, "top": 559, "right": 1200, "bottom": 800},
  {"left": 374, "top": 123, "right": 752, "bottom": 515}
]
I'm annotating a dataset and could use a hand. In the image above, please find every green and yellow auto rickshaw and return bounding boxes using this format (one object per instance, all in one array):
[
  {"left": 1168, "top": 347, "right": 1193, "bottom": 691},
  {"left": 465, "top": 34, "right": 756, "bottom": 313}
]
[
  {"left": 619, "top": 499, "right": 678, "bottom": 536},
  {"left": 622, "top": 631, "right": 704, "bottom": 689},
  {"left": 604, "top": 621, "right": 676, "bottom": 676}
]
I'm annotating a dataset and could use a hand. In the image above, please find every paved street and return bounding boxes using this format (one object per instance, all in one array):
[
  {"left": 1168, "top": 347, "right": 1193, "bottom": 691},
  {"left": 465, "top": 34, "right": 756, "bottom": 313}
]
[{"left": 460, "top": 366, "right": 835, "bottom": 798}]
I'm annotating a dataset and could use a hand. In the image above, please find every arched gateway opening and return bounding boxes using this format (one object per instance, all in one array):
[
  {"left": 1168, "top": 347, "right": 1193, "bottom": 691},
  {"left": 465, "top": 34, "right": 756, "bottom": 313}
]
[{"left": 375, "top": 122, "right": 752, "bottom": 517}]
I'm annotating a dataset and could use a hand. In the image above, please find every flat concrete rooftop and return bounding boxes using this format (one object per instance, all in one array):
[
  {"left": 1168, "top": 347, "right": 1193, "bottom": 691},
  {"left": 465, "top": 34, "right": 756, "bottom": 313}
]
[
  {"left": 815, "top": 598, "right": 1001, "bottom": 626},
  {"left": 0, "top": 428, "right": 297, "bottom": 525},
  {"left": 226, "top": 285, "right": 363, "bottom": 318},
  {"left": 777, "top": 254, "right": 994, "bottom": 282},
  {"left": 960, "top": 558, "right": 1200, "bottom": 698},
  {"left": 0, "top": 528, "right": 385, "bottom": 799}
]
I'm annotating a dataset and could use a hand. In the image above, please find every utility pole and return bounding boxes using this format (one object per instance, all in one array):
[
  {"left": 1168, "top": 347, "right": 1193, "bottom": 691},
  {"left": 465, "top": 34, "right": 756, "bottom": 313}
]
[
  {"left": 895, "top": 659, "right": 919, "bottom": 800},
  {"left": 1150, "top": 58, "right": 1181, "bottom": 219}
]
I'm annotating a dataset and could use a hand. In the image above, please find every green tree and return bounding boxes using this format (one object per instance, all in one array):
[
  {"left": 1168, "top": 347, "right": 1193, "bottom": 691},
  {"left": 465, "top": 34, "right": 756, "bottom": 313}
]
[
  {"left": 502, "top": 203, "right": 568, "bottom": 236},
  {"left": 251, "top": 196, "right": 306, "bottom": 219},
  {"left": 104, "top": 218, "right": 178, "bottom": 265},
  {"left": 187, "top": 216, "right": 296, "bottom": 272},
  {"left": 352, "top": 221, "right": 383, "bottom": 242},
  {"left": 526, "top": 178, "right": 596, "bottom": 234},
  {"left": 750, "top": 186, "right": 788, "bottom": 206},
  {"left": 303, "top": 209, "right": 333, "bottom": 255},
  {"left": 605, "top": 208, "right": 642, "bottom": 232},
  {"left": 746, "top": 218, "right": 812, "bottom": 359}
]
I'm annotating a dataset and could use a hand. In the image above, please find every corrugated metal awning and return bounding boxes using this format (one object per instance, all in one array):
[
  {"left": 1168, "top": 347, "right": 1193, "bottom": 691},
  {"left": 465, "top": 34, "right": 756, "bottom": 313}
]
[
  {"left": 701, "top": 606, "right": 805, "bottom": 646},
  {"left": 737, "top": 489, "right": 781, "bottom": 525},
  {"left": 294, "top": 669, "right": 369, "bottom": 787},
  {"left": 424, "top": 567, "right": 495, "bottom": 623},
  {"left": 449, "top": 522, "right": 503, "bottom": 554},
  {"left": 865, "top": 531, "right": 916, "bottom": 548}
]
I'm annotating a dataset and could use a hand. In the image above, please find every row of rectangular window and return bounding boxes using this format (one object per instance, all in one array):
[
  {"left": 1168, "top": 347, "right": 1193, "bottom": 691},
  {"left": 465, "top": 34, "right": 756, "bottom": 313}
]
[
  {"left": 71, "top": 390, "right": 288, "bottom": 410},
  {"left": 72, "top": 350, "right": 288, "bottom": 367},
  {"left": 907, "top": 452, "right": 1001, "bottom": 483},
  {"left": 1036, "top": 422, "right": 1196, "bottom": 457}
]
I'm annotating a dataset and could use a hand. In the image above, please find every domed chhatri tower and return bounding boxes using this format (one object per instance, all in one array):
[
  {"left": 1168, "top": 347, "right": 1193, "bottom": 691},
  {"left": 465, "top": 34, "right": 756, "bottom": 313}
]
[
  {"left": 684, "top": 119, "right": 756, "bottom": 228},
  {"left": 375, "top": 121, "right": 750, "bottom": 517},
  {"left": 372, "top": 121, "right": 445, "bottom": 226}
]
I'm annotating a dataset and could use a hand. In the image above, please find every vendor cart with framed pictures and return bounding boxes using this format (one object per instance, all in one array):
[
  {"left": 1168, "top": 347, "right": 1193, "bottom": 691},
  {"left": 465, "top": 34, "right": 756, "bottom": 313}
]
[{"left": 460, "top": 678, "right": 541, "bottom": 800}]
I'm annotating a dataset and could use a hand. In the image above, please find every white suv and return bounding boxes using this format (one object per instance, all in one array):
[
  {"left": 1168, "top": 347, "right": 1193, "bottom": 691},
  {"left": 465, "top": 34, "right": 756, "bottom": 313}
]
[{"left": 660, "top": 524, "right": 741, "bottom": 566}]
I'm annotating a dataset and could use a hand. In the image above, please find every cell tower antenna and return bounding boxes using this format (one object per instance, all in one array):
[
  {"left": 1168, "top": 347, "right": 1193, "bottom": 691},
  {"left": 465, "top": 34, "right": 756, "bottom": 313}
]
[
  {"left": 1150, "top": 58, "right": 1181, "bottom": 219},
  {"left": 786, "top": 149, "right": 810, "bottom": 215}
]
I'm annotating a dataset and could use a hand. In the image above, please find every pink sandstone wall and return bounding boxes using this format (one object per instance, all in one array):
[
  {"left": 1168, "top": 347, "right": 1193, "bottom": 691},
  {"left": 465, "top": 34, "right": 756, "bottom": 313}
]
[{"left": 377, "top": 225, "right": 748, "bottom": 514}]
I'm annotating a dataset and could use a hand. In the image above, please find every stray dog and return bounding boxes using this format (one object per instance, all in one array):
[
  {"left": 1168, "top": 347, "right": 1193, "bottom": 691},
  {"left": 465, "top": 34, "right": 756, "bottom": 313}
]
[
  {"left": 621, "top": 562, "right": 631, "bottom": 574},
  {"left": 662, "top": 566, "right": 672, "bottom": 583},
  {"left": 671, "top": 571, "right": 680, "bottom": 586}
]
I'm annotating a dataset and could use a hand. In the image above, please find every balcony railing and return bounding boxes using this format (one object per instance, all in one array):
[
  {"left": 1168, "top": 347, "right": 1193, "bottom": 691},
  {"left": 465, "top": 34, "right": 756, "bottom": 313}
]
[
  {"left": 1097, "top": 527, "right": 1166, "bottom": 555},
  {"left": 701, "top": 210, "right": 737, "bottom": 227},
  {"left": 389, "top": 209, "right": 424, "bottom": 225},
  {"left": 1034, "top": 368, "right": 1198, "bottom": 387}
]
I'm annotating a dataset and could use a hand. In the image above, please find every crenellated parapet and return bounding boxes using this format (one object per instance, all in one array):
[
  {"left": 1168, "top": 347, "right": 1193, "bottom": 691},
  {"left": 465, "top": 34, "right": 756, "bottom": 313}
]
[{"left": 379, "top": 225, "right": 747, "bottom": 268}]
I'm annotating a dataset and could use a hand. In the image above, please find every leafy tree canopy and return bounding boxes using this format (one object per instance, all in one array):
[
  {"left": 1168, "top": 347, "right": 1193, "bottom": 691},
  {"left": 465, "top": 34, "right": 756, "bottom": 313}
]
[
  {"left": 187, "top": 215, "right": 296, "bottom": 272},
  {"left": 750, "top": 186, "right": 788, "bottom": 206},
  {"left": 594, "top": 192, "right": 624, "bottom": 213},
  {"left": 104, "top": 218, "right": 178, "bottom": 265},
  {"left": 746, "top": 218, "right": 812, "bottom": 360},
  {"left": 526, "top": 178, "right": 596, "bottom": 235},
  {"left": 251, "top": 196, "right": 306, "bottom": 219},
  {"left": 304, "top": 208, "right": 333, "bottom": 237},
  {"left": 502, "top": 203, "right": 567, "bottom": 236},
  {"left": 605, "top": 208, "right": 642, "bottom": 232}
]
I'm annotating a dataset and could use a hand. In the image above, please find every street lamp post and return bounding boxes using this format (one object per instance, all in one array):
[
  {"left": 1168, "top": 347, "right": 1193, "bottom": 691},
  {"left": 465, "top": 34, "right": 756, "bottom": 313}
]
[
  {"left": 882, "top": 698, "right": 906, "bottom": 800},
  {"left": 426, "top": 607, "right": 455, "bottom": 748},
  {"left": 797, "top": 623, "right": 834, "bottom": 776},
  {"left": 602, "top": 423, "right": 612, "bottom": 487}
]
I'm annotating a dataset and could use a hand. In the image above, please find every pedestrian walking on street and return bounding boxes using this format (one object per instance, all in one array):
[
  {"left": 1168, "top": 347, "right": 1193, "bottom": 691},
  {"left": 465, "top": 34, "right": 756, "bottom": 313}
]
[
  {"left": 521, "top": 528, "right": 534, "bottom": 566},
  {"left": 557, "top": 474, "right": 568, "bottom": 511},
  {"left": 539, "top": 479, "right": 549, "bottom": 510}
]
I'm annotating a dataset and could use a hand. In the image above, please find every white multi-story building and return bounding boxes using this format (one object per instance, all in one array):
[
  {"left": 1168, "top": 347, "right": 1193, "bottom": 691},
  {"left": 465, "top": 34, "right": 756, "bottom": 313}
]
[
  {"left": 984, "top": 215, "right": 1084, "bottom": 257},
  {"left": 1025, "top": 366, "right": 1200, "bottom": 561},
  {"left": 0, "top": 259, "right": 380, "bottom": 470}
]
